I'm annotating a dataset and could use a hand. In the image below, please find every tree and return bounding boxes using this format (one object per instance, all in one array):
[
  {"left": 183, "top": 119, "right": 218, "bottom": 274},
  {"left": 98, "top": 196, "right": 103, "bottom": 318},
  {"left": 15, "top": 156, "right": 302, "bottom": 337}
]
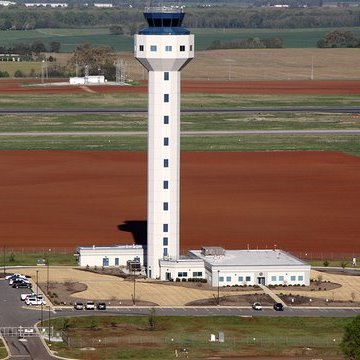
[
  {"left": 50, "top": 41, "right": 61, "bottom": 53},
  {"left": 31, "top": 41, "right": 47, "bottom": 54},
  {"left": 68, "top": 43, "right": 115, "bottom": 77},
  {"left": 317, "top": 30, "right": 359, "bottom": 48},
  {"left": 341, "top": 315, "right": 360, "bottom": 359},
  {"left": 109, "top": 25, "right": 123, "bottom": 35}
]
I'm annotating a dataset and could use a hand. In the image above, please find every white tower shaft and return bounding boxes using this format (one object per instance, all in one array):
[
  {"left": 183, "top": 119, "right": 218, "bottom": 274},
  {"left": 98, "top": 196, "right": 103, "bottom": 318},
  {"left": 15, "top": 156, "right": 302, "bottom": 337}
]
[{"left": 134, "top": 13, "right": 194, "bottom": 278}]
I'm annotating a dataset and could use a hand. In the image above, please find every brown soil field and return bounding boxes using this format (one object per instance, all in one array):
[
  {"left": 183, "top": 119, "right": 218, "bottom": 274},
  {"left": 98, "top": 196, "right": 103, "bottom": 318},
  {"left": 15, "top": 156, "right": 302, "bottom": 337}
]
[
  {"left": 1, "top": 78, "right": 360, "bottom": 94},
  {"left": 0, "top": 151, "right": 359, "bottom": 254}
]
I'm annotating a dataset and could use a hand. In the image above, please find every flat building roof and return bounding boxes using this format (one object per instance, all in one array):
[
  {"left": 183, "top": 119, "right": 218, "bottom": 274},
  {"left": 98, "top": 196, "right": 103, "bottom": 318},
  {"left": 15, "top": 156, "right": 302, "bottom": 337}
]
[{"left": 189, "top": 249, "right": 308, "bottom": 267}]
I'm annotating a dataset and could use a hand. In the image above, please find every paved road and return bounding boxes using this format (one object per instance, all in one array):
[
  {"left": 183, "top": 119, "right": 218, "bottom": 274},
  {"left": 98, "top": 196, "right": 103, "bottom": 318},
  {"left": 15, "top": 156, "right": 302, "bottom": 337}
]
[
  {"left": 0, "top": 129, "right": 360, "bottom": 137},
  {"left": 0, "top": 106, "right": 359, "bottom": 114},
  {"left": 1, "top": 278, "right": 360, "bottom": 359}
]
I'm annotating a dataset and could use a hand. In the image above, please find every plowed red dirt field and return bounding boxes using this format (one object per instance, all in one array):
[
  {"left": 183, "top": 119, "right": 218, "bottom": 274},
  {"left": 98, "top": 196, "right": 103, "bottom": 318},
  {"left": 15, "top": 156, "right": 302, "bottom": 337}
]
[
  {"left": 1, "top": 79, "right": 360, "bottom": 94},
  {"left": 0, "top": 151, "right": 359, "bottom": 254}
]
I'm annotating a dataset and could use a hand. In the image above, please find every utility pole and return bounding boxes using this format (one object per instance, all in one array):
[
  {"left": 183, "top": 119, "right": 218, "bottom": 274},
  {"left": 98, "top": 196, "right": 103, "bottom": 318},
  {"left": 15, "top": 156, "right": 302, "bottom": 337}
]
[
  {"left": 310, "top": 56, "right": 314, "bottom": 80},
  {"left": 217, "top": 270, "right": 220, "bottom": 305},
  {"left": 36, "top": 270, "right": 39, "bottom": 298},
  {"left": 3, "top": 245, "right": 5, "bottom": 276}
]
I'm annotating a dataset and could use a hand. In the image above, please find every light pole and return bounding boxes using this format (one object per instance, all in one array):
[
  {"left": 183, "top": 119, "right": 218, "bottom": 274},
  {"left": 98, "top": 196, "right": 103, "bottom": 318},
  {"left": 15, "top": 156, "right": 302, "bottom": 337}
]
[
  {"left": 36, "top": 270, "right": 39, "bottom": 298},
  {"left": 48, "top": 306, "right": 51, "bottom": 342},
  {"left": 46, "top": 249, "right": 51, "bottom": 295},
  {"left": 41, "top": 302, "right": 43, "bottom": 326},
  {"left": 217, "top": 270, "right": 220, "bottom": 306},
  {"left": 3, "top": 245, "right": 5, "bottom": 276},
  {"left": 132, "top": 268, "right": 136, "bottom": 305}
]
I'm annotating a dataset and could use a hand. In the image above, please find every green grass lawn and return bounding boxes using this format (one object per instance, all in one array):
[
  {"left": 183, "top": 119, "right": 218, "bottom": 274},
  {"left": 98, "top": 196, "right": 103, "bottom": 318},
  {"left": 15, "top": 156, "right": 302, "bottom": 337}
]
[{"left": 48, "top": 316, "right": 347, "bottom": 359}]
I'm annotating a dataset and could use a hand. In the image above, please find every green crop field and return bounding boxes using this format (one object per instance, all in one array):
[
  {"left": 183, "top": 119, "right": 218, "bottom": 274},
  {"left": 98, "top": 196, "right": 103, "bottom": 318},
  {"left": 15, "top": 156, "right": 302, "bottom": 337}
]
[
  {"left": 47, "top": 316, "right": 347, "bottom": 359},
  {"left": 1, "top": 27, "right": 360, "bottom": 52}
]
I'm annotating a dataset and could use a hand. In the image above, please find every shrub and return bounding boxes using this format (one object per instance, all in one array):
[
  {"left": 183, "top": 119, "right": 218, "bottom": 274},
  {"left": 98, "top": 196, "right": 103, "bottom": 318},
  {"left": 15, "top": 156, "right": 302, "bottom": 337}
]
[{"left": 14, "top": 69, "right": 25, "bottom": 78}]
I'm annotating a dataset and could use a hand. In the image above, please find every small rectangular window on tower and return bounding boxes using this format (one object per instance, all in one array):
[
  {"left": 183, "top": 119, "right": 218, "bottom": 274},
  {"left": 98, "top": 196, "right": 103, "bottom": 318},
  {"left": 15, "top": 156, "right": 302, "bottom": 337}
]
[
  {"left": 139, "top": 45, "right": 144, "bottom": 51},
  {"left": 163, "top": 224, "right": 168, "bottom": 232},
  {"left": 163, "top": 202, "right": 169, "bottom": 211},
  {"left": 163, "top": 237, "right": 168, "bottom": 246},
  {"left": 165, "top": 45, "right": 172, "bottom": 52},
  {"left": 180, "top": 45, "right": 185, "bottom": 52},
  {"left": 164, "top": 72, "right": 169, "bottom": 81},
  {"left": 150, "top": 45, "right": 157, "bottom": 52},
  {"left": 163, "top": 159, "right": 169, "bottom": 168},
  {"left": 163, "top": 248, "right": 168, "bottom": 257},
  {"left": 190, "top": 45, "right": 193, "bottom": 51},
  {"left": 164, "top": 115, "right": 169, "bottom": 124},
  {"left": 163, "top": 180, "right": 169, "bottom": 189},
  {"left": 164, "top": 94, "right": 169, "bottom": 103},
  {"left": 164, "top": 137, "right": 169, "bottom": 146}
]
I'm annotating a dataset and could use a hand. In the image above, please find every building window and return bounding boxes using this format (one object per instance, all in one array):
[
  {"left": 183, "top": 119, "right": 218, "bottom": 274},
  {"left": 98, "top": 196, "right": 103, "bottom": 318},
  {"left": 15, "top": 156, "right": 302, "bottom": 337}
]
[
  {"left": 279, "top": 276, "right": 284, "bottom": 282},
  {"left": 180, "top": 45, "right": 185, "bottom": 51},
  {"left": 164, "top": 94, "right": 169, "bottom": 103},
  {"left": 165, "top": 45, "right": 172, "bottom": 52},
  {"left": 164, "top": 71, "right": 169, "bottom": 81},
  {"left": 193, "top": 272, "right": 202, "bottom": 277},
  {"left": 238, "top": 276, "right": 243, "bottom": 282},
  {"left": 150, "top": 45, "right": 157, "bottom": 52},
  {"left": 164, "top": 115, "right": 169, "bottom": 124},
  {"left": 245, "top": 276, "right": 251, "bottom": 282},
  {"left": 190, "top": 45, "right": 193, "bottom": 51},
  {"left": 298, "top": 275, "right": 304, "bottom": 281},
  {"left": 226, "top": 276, "right": 231, "bottom": 282},
  {"left": 163, "top": 248, "right": 168, "bottom": 257},
  {"left": 163, "top": 237, "right": 168, "bottom": 246},
  {"left": 219, "top": 276, "right": 224, "bottom": 282},
  {"left": 139, "top": 45, "right": 144, "bottom": 51},
  {"left": 290, "top": 275, "right": 296, "bottom": 281},
  {"left": 164, "top": 137, "right": 169, "bottom": 146},
  {"left": 115, "top": 258, "right": 119, "bottom": 266},
  {"left": 163, "top": 202, "right": 168, "bottom": 211},
  {"left": 178, "top": 272, "right": 187, "bottom": 277},
  {"left": 163, "top": 180, "right": 169, "bottom": 189},
  {"left": 164, "top": 159, "right": 169, "bottom": 168},
  {"left": 271, "top": 276, "right": 277, "bottom": 282},
  {"left": 163, "top": 223, "right": 168, "bottom": 232}
]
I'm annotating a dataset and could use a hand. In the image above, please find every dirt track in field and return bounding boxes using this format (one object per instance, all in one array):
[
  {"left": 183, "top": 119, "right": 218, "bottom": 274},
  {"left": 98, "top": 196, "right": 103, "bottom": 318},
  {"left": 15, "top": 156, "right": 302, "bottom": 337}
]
[{"left": 0, "top": 151, "right": 359, "bottom": 254}]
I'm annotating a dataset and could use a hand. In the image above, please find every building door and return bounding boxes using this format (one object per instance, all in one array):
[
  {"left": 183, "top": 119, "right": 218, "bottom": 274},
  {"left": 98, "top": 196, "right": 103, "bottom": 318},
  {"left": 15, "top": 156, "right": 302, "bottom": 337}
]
[
  {"left": 102, "top": 257, "right": 109, "bottom": 267},
  {"left": 165, "top": 272, "right": 171, "bottom": 281},
  {"left": 257, "top": 277, "right": 266, "bottom": 285}
]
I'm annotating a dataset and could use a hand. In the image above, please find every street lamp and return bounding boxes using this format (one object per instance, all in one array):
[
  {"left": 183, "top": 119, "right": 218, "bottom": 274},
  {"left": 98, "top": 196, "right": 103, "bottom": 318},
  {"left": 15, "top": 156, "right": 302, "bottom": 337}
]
[
  {"left": 48, "top": 306, "right": 51, "bottom": 342},
  {"left": 3, "top": 245, "right": 5, "bottom": 276},
  {"left": 217, "top": 270, "right": 220, "bottom": 306},
  {"left": 36, "top": 270, "right": 39, "bottom": 298},
  {"left": 132, "top": 268, "right": 136, "bottom": 305},
  {"left": 46, "top": 249, "right": 51, "bottom": 295}
]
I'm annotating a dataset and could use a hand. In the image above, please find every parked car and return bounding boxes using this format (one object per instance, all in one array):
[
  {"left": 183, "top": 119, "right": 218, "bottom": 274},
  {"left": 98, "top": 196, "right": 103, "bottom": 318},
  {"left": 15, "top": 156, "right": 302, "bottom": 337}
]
[
  {"left": 74, "top": 302, "right": 84, "bottom": 310},
  {"left": 13, "top": 282, "right": 32, "bottom": 289},
  {"left": 25, "top": 296, "right": 46, "bottom": 306},
  {"left": 85, "top": 301, "right": 95, "bottom": 310},
  {"left": 273, "top": 303, "right": 284, "bottom": 311},
  {"left": 20, "top": 292, "right": 36, "bottom": 301},
  {"left": 97, "top": 302, "right": 106, "bottom": 310},
  {"left": 6, "top": 273, "right": 25, "bottom": 280},
  {"left": 9, "top": 276, "right": 29, "bottom": 286},
  {"left": 252, "top": 302, "right": 262, "bottom": 311}
]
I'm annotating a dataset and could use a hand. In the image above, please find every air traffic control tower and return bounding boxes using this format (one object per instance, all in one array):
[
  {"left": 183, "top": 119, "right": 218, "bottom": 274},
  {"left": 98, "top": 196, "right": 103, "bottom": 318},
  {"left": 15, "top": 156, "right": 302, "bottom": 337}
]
[{"left": 134, "top": 7, "right": 194, "bottom": 278}]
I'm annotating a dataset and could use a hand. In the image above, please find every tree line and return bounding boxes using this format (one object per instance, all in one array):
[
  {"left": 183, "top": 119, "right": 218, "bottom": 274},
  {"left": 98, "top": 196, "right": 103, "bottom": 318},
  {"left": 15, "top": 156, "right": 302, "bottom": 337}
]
[
  {"left": 208, "top": 37, "right": 283, "bottom": 49},
  {"left": 0, "top": 7, "right": 360, "bottom": 31}
]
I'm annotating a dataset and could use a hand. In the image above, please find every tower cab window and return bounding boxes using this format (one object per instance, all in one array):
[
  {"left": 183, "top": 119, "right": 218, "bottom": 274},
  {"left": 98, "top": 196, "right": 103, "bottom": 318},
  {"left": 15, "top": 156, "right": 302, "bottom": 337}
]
[
  {"left": 139, "top": 45, "right": 144, "bottom": 51},
  {"left": 180, "top": 45, "right": 185, "bottom": 52}
]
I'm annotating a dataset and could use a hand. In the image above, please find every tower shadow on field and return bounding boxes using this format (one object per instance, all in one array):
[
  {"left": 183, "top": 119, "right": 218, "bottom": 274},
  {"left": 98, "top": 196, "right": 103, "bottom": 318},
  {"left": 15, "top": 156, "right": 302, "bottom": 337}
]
[{"left": 118, "top": 220, "right": 147, "bottom": 246}]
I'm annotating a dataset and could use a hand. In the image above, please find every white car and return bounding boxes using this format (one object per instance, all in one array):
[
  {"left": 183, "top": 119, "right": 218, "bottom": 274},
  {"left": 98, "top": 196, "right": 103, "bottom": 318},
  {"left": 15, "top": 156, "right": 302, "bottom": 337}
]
[
  {"left": 20, "top": 292, "right": 36, "bottom": 301},
  {"left": 25, "top": 296, "right": 46, "bottom": 306},
  {"left": 252, "top": 302, "right": 262, "bottom": 311},
  {"left": 85, "top": 301, "right": 95, "bottom": 310},
  {"left": 9, "top": 277, "right": 30, "bottom": 286},
  {"left": 5, "top": 273, "right": 24, "bottom": 280}
]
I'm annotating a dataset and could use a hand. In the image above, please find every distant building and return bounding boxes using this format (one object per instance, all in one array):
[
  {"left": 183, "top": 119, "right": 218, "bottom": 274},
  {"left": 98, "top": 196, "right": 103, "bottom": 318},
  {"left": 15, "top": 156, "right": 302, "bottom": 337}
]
[
  {"left": 0, "top": 1, "right": 16, "bottom": 6},
  {"left": 94, "top": 3, "right": 112, "bottom": 7},
  {"left": 69, "top": 76, "right": 106, "bottom": 85},
  {"left": 24, "top": 2, "right": 68, "bottom": 7}
]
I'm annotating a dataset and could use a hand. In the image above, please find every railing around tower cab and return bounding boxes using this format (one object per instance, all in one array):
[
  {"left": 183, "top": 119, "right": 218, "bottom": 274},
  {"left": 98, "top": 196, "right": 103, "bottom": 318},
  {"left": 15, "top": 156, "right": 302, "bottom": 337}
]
[{"left": 145, "top": 6, "right": 183, "bottom": 13}]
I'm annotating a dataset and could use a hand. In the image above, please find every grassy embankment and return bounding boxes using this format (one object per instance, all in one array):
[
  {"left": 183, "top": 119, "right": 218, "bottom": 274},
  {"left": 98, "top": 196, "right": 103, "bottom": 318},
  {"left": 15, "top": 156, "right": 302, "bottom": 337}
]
[
  {"left": 46, "top": 316, "right": 347, "bottom": 359},
  {"left": 0, "top": 92, "right": 359, "bottom": 155}
]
